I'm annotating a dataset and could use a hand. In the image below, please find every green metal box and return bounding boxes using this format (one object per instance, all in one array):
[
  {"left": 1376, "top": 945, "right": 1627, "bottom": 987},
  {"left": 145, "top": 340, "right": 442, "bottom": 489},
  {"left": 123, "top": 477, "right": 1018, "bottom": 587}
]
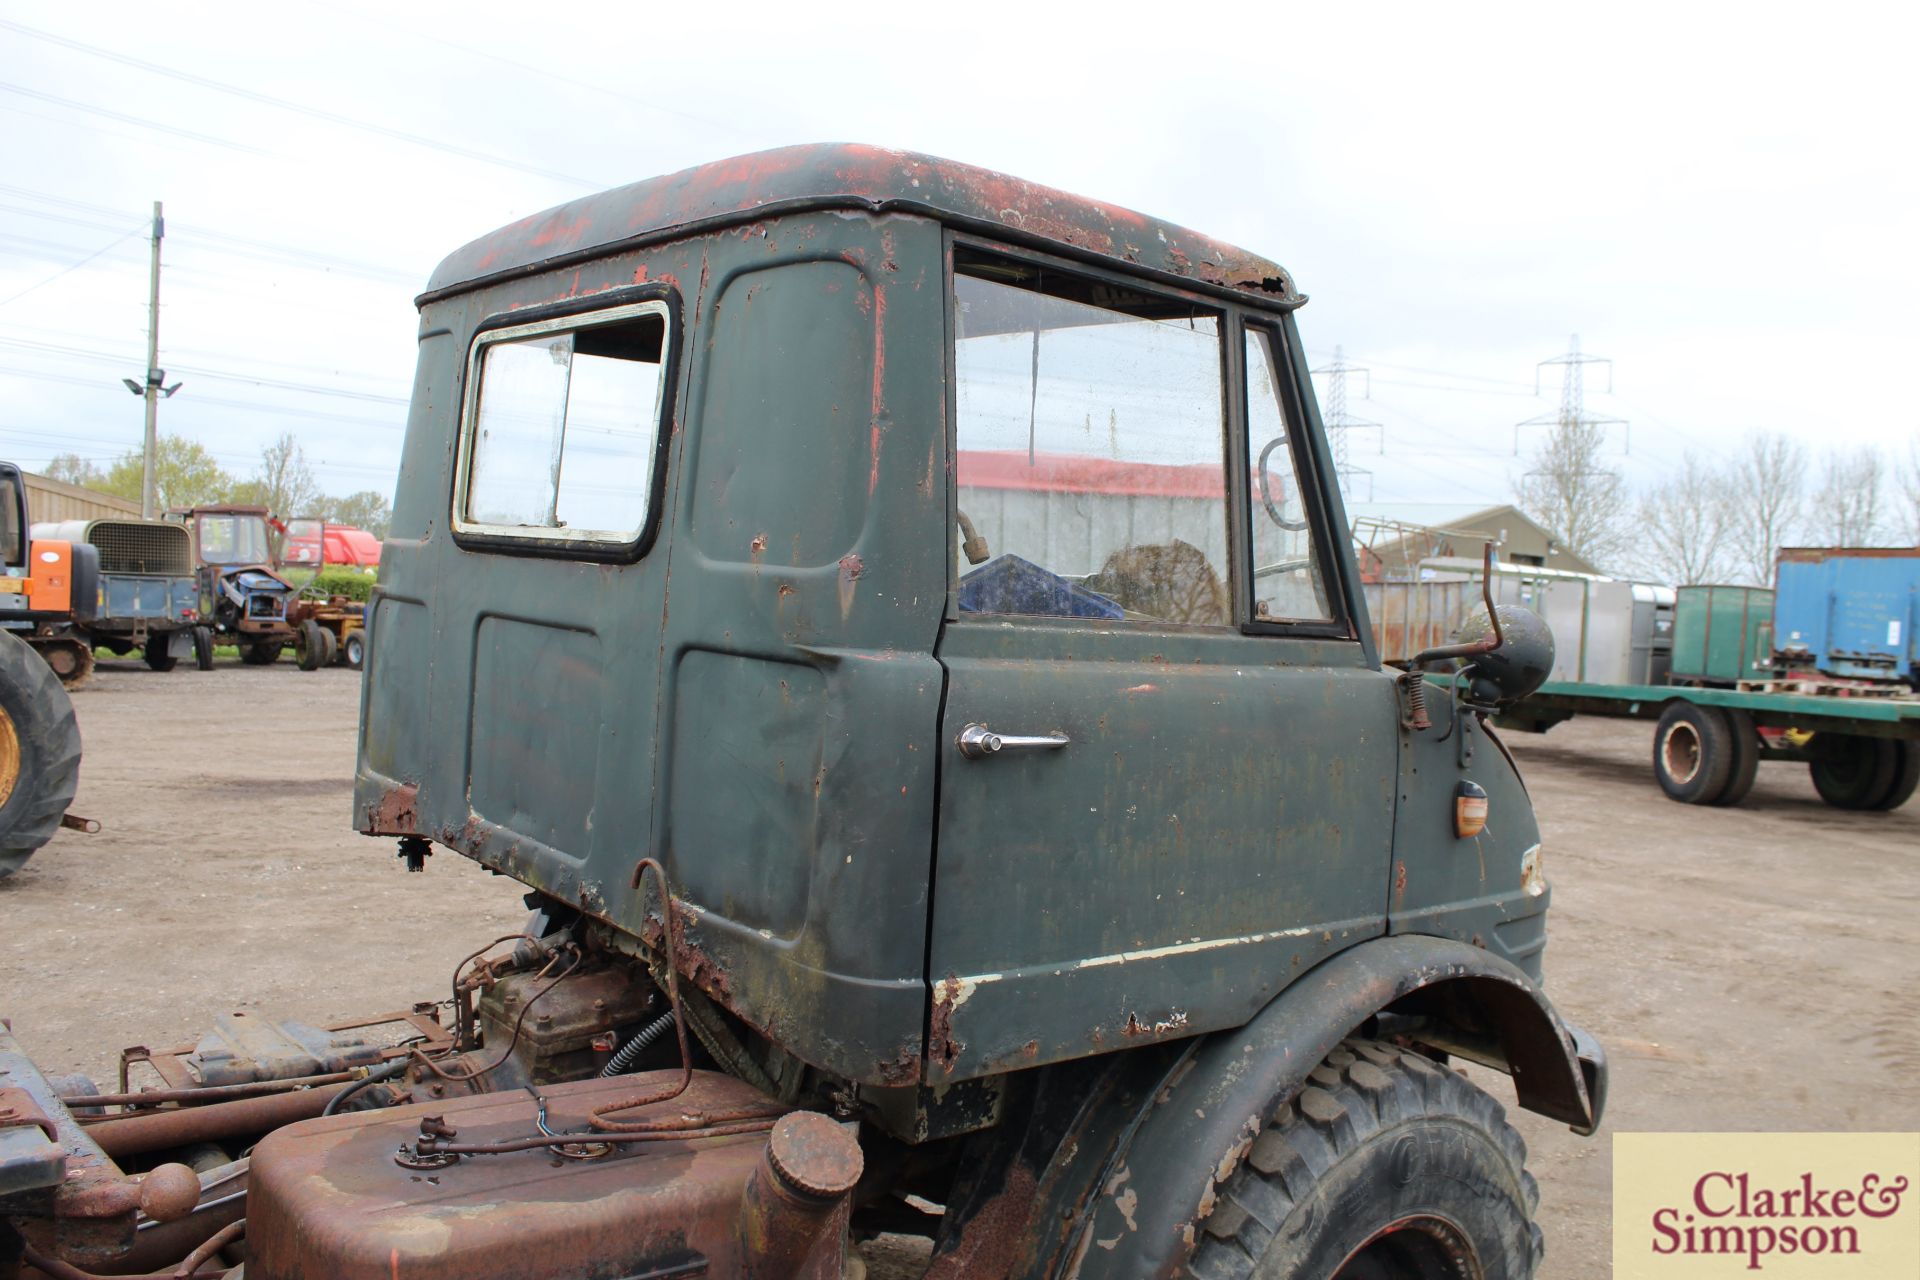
[{"left": 1671, "top": 584, "right": 1773, "bottom": 684}]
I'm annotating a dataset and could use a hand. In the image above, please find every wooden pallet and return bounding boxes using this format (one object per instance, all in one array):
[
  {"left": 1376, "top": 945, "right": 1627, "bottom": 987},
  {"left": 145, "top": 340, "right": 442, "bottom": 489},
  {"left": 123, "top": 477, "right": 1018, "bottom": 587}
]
[{"left": 1735, "top": 675, "right": 1918, "bottom": 701}]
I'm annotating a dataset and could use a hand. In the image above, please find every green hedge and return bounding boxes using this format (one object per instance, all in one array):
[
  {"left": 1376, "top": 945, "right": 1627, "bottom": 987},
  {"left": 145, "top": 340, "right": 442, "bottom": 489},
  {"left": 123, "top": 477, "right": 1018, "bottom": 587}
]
[{"left": 310, "top": 566, "right": 378, "bottom": 601}]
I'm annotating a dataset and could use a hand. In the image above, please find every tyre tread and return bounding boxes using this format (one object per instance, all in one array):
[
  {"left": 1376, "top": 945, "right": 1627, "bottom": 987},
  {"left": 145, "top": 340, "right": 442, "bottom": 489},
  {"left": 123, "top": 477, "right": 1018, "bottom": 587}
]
[{"left": 1184, "top": 1038, "right": 1541, "bottom": 1279}]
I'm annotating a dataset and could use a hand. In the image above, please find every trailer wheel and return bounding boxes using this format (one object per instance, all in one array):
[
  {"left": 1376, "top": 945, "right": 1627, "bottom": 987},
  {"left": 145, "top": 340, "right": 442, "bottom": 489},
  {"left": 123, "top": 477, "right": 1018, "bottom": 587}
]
[
  {"left": 343, "top": 631, "right": 365, "bottom": 671},
  {"left": 1868, "top": 740, "right": 1918, "bottom": 812},
  {"left": 192, "top": 627, "right": 214, "bottom": 671},
  {"left": 1653, "top": 703, "right": 1733, "bottom": 804},
  {"left": 1188, "top": 1038, "right": 1541, "bottom": 1280},
  {"left": 32, "top": 639, "right": 94, "bottom": 690},
  {"left": 1808, "top": 734, "right": 1899, "bottom": 810},
  {"left": 238, "top": 640, "right": 282, "bottom": 666},
  {"left": 143, "top": 635, "right": 179, "bottom": 673},
  {"left": 296, "top": 621, "right": 329, "bottom": 672},
  {"left": 1712, "top": 708, "right": 1760, "bottom": 807},
  {"left": 0, "top": 630, "right": 82, "bottom": 879}
]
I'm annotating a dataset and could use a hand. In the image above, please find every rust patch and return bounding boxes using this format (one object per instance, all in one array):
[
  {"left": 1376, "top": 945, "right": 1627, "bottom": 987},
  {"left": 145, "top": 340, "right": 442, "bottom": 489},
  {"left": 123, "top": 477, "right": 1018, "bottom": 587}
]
[
  {"left": 874, "top": 1043, "right": 920, "bottom": 1087},
  {"left": 837, "top": 553, "right": 865, "bottom": 619},
  {"left": 929, "top": 973, "right": 966, "bottom": 1072},
  {"left": 923, "top": 1162, "right": 1040, "bottom": 1280},
  {"left": 363, "top": 782, "right": 420, "bottom": 835}
]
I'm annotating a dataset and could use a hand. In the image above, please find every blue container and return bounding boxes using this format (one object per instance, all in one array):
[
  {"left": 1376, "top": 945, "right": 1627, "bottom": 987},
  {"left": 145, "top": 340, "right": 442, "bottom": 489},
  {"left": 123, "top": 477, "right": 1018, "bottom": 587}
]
[{"left": 1772, "top": 548, "right": 1920, "bottom": 685}]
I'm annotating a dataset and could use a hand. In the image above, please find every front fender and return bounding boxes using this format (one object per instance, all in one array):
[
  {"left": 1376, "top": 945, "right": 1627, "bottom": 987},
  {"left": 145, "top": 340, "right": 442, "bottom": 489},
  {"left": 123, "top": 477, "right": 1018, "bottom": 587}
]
[{"left": 1059, "top": 933, "right": 1602, "bottom": 1280}]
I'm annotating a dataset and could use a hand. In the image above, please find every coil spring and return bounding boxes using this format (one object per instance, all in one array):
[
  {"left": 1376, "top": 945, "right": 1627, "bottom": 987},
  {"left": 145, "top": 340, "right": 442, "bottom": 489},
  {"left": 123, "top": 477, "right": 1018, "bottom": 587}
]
[
  {"left": 1405, "top": 671, "right": 1431, "bottom": 731},
  {"left": 599, "top": 1012, "right": 677, "bottom": 1077}
]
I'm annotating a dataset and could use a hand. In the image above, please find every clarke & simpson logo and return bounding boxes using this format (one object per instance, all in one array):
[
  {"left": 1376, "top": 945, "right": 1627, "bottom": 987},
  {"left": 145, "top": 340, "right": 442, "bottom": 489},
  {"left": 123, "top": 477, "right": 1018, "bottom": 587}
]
[{"left": 1615, "top": 1134, "right": 1920, "bottom": 1279}]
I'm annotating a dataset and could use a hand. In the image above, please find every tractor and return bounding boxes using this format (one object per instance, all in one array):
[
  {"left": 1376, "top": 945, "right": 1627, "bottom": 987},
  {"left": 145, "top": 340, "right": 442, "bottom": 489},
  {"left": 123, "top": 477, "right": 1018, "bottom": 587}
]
[{"left": 178, "top": 503, "right": 297, "bottom": 665}]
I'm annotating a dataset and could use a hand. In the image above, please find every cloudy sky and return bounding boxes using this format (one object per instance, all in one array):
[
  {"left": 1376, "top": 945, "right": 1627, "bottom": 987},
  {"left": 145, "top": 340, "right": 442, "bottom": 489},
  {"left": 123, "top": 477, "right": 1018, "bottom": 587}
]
[{"left": 1, "top": 2, "right": 1914, "bottom": 513}]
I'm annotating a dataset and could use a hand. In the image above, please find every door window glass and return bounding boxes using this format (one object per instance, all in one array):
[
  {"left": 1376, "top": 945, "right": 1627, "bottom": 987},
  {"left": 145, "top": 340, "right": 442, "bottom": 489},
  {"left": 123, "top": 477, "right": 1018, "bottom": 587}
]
[
  {"left": 952, "top": 254, "right": 1229, "bottom": 625},
  {"left": 1246, "top": 327, "right": 1332, "bottom": 622}
]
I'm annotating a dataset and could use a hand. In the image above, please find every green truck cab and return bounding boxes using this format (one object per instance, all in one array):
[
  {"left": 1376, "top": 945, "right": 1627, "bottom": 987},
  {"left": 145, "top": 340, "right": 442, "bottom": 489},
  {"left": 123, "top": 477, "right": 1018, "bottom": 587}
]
[{"left": 1, "top": 146, "right": 1603, "bottom": 1280}]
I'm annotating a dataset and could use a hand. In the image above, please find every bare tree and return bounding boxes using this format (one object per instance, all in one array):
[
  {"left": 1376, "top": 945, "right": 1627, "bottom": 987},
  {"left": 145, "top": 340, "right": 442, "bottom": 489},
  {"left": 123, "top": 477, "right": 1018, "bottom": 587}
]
[
  {"left": 230, "top": 432, "right": 319, "bottom": 521},
  {"left": 1899, "top": 435, "right": 1920, "bottom": 544},
  {"left": 1726, "top": 433, "right": 1805, "bottom": 585},
  {"left": 44, "top": 453, "right": 104, "bottom": 487},
  {"left": 1515, "top": 418, "right": 1631, "bottom": 572},
  {"left": 1636, "top": 452, "right": 1734, "bottom": 585},
  {"left": 1810, "top": 446, "right": 1886, "bottom": 546}
]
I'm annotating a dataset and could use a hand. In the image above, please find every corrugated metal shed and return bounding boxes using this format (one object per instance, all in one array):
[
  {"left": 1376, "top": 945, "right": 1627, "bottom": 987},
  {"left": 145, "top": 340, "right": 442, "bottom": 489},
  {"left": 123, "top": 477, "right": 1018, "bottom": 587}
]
[{"left": 23, "top": 471, "right": 141, "bottom": 525}]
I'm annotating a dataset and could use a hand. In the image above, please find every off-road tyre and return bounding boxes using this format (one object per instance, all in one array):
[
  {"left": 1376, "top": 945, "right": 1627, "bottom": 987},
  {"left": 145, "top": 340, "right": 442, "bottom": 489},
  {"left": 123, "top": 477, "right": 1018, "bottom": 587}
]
[
  {"left": 238, "top": 640, "right": 282, "bottom": 666},
  {"left": 1188, "top": 1039, "right": 1541, "bottom": 1280},
  {"left": 1653, "top": 702, "right": 1733, "bottom": 805},
  {"left": 296, "top": 621, "right": 328, "bottom": 672},
  {"left": 143, "top": 635, "right": 179, "bottom": 672},
  {"left": 1868, "top": 740, "right": 1918, "bottom": 812},
  {"left": 343, "top": 630, "right": 365, "bottom": 671},
  {"left": 192, "top": 627, "right": 214, "bottom": 672},
  {"left": 1712, "top": 708, "right": 1761, "bottom": 807},
  {"left": 1808, "top": 734, "right": 1899, "bottom": 810},
  {"left": 0, "top": 630, "right": 83, "bottom": 879}
]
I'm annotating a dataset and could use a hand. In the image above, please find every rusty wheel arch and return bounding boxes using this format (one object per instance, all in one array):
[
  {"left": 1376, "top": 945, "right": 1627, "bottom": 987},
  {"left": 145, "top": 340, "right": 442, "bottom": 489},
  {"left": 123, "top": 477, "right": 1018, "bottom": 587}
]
[{"left": 915, "top": 934, "right": 1597, "bottom": 1280}]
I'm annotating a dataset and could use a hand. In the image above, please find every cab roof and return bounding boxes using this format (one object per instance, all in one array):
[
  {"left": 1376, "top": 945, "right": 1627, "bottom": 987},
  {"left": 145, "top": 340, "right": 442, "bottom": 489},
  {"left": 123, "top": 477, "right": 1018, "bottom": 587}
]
[{"left": 423, "top": 143, "right": 1300, "bottom": 308}]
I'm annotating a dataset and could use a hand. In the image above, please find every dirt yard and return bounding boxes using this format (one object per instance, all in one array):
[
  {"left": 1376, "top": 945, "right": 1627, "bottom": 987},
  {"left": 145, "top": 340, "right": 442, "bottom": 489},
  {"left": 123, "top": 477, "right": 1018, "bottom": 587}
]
[{"left": 3, "top": 660, "right": 1914, "bottom": 1278}]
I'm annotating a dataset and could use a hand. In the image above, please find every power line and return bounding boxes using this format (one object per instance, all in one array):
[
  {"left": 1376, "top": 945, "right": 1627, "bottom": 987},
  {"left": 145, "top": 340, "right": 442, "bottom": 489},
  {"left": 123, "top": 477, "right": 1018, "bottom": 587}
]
[
  {"left": 0, "top": 222, "right": 147, "bottom": 309},
  {"left": 0, "top": 17, "right": 611, "bottom": 190},
  {"left": 317, "top": 0, "right": 783, "bottom": 148},
  {"left": 1513, "top": 334, "right": 1628, "bottom": 455},
  {"left": 0, "top": 80, "right": 275, "bottom": 156},
  {"left": 1310, "top": 345, "right": 1382, "bottom": 500}
]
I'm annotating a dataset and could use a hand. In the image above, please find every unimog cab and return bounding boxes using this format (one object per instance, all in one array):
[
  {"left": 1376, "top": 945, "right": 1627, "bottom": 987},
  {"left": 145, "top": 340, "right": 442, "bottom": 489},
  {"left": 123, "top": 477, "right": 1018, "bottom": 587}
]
[{"left": 0, "top": 146, "right": 1604, "bottom": 1280}]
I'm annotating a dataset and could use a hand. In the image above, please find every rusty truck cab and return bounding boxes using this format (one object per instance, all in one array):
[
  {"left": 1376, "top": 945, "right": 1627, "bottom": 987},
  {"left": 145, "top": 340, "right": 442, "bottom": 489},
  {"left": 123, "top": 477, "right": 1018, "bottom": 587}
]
[{"left": 345, "top": 144, "right": 1601, "bottom": 1275}]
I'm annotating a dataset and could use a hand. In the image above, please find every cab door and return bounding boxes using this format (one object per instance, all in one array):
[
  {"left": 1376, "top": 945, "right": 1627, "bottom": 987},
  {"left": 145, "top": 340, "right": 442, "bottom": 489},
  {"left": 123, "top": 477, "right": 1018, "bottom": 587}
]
[{"left": 927, "top": 251, "right": 1398, "bottom": 1083}]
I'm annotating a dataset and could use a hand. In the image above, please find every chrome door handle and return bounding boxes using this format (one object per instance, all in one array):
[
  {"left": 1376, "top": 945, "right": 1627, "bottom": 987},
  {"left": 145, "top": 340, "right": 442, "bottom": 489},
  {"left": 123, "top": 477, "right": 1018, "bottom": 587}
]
[{"left": 956, "top": 723, "right": 1070, "bottom": 759}]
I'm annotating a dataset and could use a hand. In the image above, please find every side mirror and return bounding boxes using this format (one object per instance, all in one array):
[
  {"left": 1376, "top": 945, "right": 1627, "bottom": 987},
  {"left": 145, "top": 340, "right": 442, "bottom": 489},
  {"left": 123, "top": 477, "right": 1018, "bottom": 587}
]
[
  {"left": 1447, "top": 602, "right": 1555, "bottom": 709},
  {"left": 1404, "top": 546, "right": 1557, "bottom": 723}
]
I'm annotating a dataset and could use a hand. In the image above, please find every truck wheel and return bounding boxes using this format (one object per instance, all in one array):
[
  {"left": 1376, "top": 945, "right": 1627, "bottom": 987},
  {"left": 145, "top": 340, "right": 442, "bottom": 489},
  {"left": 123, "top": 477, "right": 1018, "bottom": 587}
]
[
  {"left": 143, "top": 635, "right": 179, "bottom": 673},
  {"left": 1189, "top": 1039, "right": 1541, "bottom": 1280},
  {"left": 1712, "top": 708, "right": 1760, "bottom": 807},
  {"left": 1652, "top": 702, "right": 1733, "bottom": 804},
  {"left": 343, "top": 631, "right": 365, "bottom": 670},
  {"left": 192, "top": 627, "right": 214, "bottom": 671},
  {"left": 296, "top": 621, "right": 328, "bottom": 672},
  {"left": 0, "top": 630, "right": 83, "bottom": 879},
  {"left": 1808, "top": 734, "right": 1899, "bottom": 810},
  {"left": 1867, "top": 740, "right": 1918, "bottom": 811}
]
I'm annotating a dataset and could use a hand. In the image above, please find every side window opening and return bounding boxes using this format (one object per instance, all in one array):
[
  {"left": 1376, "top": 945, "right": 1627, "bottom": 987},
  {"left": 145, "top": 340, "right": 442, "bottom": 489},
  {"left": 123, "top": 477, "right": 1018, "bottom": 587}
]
[
  {"left": 458, "top": 300, "right": 669, "bottom": 547},
  {"left": 951, "top": 250, "right": 1231, "bottom": 626},
  {"left": 0, "top": 472, "right": 21, "bottom": 568},
  {"left": 1245, "top": 326, "right": 1332, "bottom": 623}
]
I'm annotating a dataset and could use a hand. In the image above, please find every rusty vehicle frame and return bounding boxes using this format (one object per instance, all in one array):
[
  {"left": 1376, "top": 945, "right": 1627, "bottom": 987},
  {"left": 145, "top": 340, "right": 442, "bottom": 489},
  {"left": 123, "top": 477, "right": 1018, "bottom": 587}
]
[{"left": 2, "top": 145, "right": 1605, "bottom": 1280}]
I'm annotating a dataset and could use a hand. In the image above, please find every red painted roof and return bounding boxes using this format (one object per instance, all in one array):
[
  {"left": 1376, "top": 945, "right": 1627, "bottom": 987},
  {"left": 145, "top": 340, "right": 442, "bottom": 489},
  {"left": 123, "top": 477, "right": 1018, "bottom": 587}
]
[
  {"left": 957, "top": 449, "right": 1223, "bottom": 499},
  {"left": 427, "top": 144, "right": 1297, "bottom": 307}
]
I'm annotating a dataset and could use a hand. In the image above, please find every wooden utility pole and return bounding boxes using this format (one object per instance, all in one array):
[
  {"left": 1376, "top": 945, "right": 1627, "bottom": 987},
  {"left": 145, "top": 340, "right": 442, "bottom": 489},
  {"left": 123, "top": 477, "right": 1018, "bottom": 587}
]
[{"left": 139, "top": 201, "right": 163, "bottom": 519}]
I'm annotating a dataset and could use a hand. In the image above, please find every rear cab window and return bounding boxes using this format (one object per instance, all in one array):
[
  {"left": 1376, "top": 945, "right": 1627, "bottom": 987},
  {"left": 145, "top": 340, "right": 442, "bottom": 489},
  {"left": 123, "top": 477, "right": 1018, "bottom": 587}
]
[{"left": 453, "top": 298, "right": 673, "bottom": 560}]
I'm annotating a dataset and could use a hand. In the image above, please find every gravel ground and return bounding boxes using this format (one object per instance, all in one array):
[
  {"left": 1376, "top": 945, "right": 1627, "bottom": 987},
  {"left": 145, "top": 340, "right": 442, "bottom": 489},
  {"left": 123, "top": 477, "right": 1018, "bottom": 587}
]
[{"left": 3, "top": 660, "right": 1913, "bottom": 1278}]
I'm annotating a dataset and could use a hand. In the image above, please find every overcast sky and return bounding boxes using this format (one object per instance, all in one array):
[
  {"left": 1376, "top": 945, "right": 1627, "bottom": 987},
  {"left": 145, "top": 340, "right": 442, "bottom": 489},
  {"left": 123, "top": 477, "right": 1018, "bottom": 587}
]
[{"left": 2, "top": 2, "right": 1914, "bottom": 513}]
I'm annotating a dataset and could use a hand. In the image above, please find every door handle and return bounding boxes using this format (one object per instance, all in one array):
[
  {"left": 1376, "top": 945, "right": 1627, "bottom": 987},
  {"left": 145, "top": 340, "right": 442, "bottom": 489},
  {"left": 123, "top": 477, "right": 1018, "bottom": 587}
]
[{"left": 956, "top": 723, "right": 1070, "bottom": 760}]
